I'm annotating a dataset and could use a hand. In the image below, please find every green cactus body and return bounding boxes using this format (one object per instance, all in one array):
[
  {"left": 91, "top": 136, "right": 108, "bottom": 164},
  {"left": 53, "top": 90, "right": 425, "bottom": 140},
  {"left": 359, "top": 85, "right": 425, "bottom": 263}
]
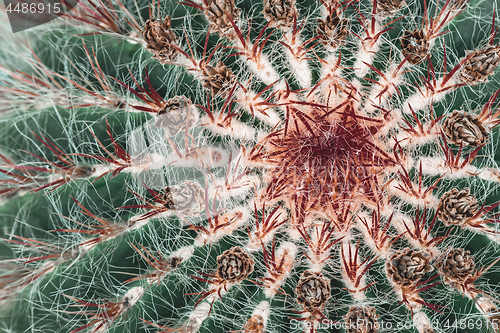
[{"left": 1, "top": 0, "right": 500, "bottom": 332}]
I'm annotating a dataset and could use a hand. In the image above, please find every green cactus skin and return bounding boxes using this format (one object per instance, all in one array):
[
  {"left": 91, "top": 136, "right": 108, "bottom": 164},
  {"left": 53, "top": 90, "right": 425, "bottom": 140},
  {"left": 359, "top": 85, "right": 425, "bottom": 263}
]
[{"left": 1, "top": 0, "right": 500, "bottom": 332}]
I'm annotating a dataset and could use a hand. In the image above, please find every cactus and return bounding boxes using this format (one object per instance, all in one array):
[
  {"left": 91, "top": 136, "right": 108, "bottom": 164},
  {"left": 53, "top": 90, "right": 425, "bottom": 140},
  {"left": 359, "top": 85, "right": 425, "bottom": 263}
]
[{"left": 1, "top": 0, "right": 500, "bottom": 332}]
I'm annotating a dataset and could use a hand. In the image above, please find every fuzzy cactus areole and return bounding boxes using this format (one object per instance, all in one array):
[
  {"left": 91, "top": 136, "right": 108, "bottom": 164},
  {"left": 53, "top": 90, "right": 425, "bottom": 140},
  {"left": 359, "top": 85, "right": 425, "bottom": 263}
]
[{"left": 2, "top": 0, "right": 500, "bottom": 332}]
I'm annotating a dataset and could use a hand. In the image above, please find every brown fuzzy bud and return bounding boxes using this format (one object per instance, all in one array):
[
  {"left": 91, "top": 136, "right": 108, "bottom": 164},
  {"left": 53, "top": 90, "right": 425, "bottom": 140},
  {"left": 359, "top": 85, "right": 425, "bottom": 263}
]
[
  {"left": 113, "top": 100, "right": 127, "bottom": 109},
  {"left": 202, "top": 62, "right": 237, "bottom": 96},
  {"left": 295, "top": 270, "right": 331, "bottom": 313},
  {"left": 168, "top": 256, "right": 183, "bottom": 269},
  {"left": 156, "top": 96, "right": 193, "bottom": 136},
  {"left": 437, "top": 188, "right": 478, "bottom": 226},
  {"left": 243, "top": 315, "right": 264, "bottom": 333},
  {"left": 163, "top": 181, "right": 205, "bottom": 216},
  {"left": 263, "top": 0, "right": 297, "bottom": 31},
  {"left": 143, "top": 16, "right": 178, "bottom": 64},
  {"left": 387, "top": 249, "right": 433, "bottom": 286},
  {"left": 217, "top": 247, "right": 255, "bottom": 283},
  {"left": 442, "top": 110, "right": 488, "bottom": 146},
  {"left": 487, "top": 310, "right": 500, "bottom": 330},
  {"left": 205, "top": 0, "right": 240, "bottom": 37},
  {"left": 376, "top": 0, "right": 403, "bottom": 15},
  {"left": 436, "top": 248, "right": 475, "bottom": 287},
  {"left": 400, "top": 30, "right": 430, "bottom": 65},
  {"left": 344, "top": 306, "right": 379, "bottom": 333},
  {"left": 316, "top": 11, "right": 348, "bottom": 48},
  {"left": 460, "top": 46, "right": 500, "bottom": 85}
]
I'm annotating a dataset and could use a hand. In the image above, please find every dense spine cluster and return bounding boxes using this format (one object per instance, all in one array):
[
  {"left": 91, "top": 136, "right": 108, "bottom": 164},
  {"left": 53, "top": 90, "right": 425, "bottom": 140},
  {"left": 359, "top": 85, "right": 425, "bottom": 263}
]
[{"left": 1, "top": 0, "right": 500, "bottom": 332}]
